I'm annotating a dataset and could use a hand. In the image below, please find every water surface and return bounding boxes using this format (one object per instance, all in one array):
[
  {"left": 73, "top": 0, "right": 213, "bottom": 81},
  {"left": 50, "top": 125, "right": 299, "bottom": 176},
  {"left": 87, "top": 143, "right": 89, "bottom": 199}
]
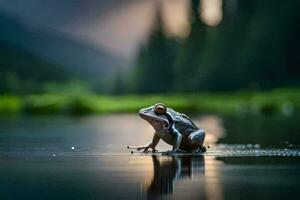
[{"left": 0, "top": 113, "right": 299, "bottom": 199}]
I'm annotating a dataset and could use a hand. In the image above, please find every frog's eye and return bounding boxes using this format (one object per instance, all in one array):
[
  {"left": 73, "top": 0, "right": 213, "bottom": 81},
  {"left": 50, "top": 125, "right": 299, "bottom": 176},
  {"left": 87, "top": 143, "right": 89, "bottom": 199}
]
[{"left": 154, "top": 103, "right": 166, "bottom": 115}]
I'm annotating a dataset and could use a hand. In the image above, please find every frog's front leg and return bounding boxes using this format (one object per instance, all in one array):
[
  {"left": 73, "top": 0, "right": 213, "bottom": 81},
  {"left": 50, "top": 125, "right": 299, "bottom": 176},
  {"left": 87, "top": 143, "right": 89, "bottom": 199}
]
[
  {"left": 161, "top": 127, "right": 184, "bottom": 155},
  {"left": 127, "top": 133, "right": 160, "bottom": 152},
  {"left": 163, "top": 128, "right": 182, "bottom": 154},
  {"left": 172, "top": 129, "right": 182, "bottom": 152},
  {"left": 141, "top": 133, "right": 160, "bottom": 152}
]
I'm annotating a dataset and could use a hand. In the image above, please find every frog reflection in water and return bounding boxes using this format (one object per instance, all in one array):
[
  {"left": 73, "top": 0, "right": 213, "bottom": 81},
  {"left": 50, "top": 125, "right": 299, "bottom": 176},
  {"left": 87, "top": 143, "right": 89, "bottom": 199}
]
[
  {"left": 128, "top": 103, "right": 206, "bottom": 153},
  {"left": 147, "top": 156, "right": 205, "bottom": 198}
]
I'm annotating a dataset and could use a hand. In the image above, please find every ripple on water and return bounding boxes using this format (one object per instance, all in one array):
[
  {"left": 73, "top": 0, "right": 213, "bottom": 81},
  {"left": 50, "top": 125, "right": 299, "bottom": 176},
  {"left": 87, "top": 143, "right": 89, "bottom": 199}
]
[
  {"left": 1, "top": 144, "right": 300, "bottom": 158},
  {"left": 206, "top": 144, "right": 300, "bottom": 157}
]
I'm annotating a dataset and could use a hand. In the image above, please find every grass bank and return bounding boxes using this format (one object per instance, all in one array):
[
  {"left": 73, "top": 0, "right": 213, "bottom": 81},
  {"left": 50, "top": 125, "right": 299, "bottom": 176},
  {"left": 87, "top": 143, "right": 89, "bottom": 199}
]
[{"left": 0, "top": 88, "right": 299, "bottom": 115}]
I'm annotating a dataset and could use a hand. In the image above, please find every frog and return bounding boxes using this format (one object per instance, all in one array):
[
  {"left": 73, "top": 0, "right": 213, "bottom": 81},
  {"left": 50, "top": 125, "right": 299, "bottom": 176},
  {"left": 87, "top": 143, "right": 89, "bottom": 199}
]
[{"left": 127, "top": 103, "right": 206, "bottom": 153}]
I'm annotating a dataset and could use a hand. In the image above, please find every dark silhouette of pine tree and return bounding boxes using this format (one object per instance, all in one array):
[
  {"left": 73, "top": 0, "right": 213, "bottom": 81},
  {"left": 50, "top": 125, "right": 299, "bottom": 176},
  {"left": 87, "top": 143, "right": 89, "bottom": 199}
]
[
  {"left": 129, "top": 0, "right": 299, "bottom": 94},
  {"left": 174, "top": 0, "right": 208, "bottom": 92},
  {"left": 130, "top": 2, "right": 177, "bottom": 94}
]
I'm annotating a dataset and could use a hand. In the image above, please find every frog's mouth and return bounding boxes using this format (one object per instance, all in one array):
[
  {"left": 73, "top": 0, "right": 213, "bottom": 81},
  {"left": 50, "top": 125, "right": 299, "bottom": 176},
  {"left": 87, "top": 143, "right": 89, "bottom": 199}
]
[{"left": 139, "top": 107, "right": 169, "bottom": 130}]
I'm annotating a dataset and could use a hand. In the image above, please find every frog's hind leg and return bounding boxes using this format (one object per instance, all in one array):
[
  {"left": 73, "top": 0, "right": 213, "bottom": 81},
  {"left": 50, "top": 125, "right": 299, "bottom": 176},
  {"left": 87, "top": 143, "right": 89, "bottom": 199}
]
[{"left": 187, "top": 129, "right": 206, "bottom": 152}]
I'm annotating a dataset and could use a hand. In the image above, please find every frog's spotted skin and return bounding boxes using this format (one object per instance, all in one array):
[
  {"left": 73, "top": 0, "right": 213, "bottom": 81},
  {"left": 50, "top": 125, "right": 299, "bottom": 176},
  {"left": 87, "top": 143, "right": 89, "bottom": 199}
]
[{"left": 128, "top": 103, "right": 205, "bottom": 153}]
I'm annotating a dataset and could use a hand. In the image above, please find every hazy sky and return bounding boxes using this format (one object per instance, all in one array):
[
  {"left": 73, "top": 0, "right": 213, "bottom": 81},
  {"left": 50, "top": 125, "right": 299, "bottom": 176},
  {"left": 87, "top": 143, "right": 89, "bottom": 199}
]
[
  {"left": 0, "top": 0, "right": 191, "bottom": 59},
  {"left": 0, "top": 0, "right": 222, "bottom": 59}
]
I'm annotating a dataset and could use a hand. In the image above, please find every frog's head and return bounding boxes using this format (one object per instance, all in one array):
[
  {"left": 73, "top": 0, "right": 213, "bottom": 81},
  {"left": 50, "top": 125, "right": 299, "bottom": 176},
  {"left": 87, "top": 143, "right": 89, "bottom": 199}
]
[{"left": 139, "top": 103, "right": 169, "bottom": 131}]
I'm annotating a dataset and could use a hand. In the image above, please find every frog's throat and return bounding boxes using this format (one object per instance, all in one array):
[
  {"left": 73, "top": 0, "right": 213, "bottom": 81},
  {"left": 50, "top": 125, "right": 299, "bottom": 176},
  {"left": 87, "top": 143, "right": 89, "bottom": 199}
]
[{"left": 139, "top": 112, "right": 169, "bottom": 128}]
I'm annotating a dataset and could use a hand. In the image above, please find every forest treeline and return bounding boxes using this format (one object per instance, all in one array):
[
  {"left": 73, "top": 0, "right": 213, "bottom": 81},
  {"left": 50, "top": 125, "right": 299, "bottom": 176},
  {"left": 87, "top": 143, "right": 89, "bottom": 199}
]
[
  {"left": 0, "top": 0, "right": 299, "bottom": 95},
  {"left": 124, "top": 0, "right": 300, "bottom": 94}
]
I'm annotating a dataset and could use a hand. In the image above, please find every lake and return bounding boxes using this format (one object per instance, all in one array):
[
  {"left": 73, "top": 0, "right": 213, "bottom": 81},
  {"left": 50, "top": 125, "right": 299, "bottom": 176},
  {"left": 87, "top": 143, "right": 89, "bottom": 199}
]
[{"left": 0, "top": 113, "right": 299, "bottom": 199}]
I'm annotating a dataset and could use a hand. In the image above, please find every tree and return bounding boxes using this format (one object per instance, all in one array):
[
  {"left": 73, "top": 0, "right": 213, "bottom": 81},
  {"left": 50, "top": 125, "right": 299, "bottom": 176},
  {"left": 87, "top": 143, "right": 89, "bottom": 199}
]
[
  {"left": 174, "top": 0, "right": 208, "bottom": 92},
  {"left": 130, "top": 2, "right": 177, "bottom": 94}
]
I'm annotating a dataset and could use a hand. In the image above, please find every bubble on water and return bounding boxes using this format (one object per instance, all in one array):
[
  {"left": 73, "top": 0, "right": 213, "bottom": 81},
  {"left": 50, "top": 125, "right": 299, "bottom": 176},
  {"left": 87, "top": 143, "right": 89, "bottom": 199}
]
[
  {"left": 52, "top": 154, "right": 56, "bottom": 157},
  {"left": 71, "top": 146, "right": 75, "bottom": 150},
  {"left": 254, "top": 144, "right": 260, "bottom": 148}
]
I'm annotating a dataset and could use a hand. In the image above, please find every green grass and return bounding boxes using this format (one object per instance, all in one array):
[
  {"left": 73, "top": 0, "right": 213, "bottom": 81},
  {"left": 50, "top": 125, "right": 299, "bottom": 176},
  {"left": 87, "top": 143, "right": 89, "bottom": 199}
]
[
  {"left": 0, "top": 87, "right": 299, "bottom": 115},
  {"left": 0, "top": 96, "right": 23, "bottom": 115}
]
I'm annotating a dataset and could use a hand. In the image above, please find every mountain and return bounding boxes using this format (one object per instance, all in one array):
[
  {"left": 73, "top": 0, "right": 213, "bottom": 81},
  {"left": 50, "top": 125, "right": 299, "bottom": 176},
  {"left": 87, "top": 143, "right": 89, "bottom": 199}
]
[
  {"left": 0, "top": 41, "right": 68, "bottom": 81},
  {"left": 0, "top": 13, "right": 128, "bottom": 80}
]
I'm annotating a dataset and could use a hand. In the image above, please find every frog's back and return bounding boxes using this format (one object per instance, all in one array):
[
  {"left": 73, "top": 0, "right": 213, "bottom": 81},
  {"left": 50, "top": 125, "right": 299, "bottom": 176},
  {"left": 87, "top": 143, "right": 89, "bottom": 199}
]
[{"left": 168, "top": 109, "right": 198, "bottom": 137}]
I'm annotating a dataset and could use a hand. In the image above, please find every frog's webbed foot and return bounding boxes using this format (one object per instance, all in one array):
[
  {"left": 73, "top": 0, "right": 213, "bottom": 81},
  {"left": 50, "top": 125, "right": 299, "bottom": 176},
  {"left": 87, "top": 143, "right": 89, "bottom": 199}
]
[
  {"left": 162, "top": 149, "right": 185, "bottom": 155},
  {"left": 127, "top": 145, "right": 148, "bottom": 149},
  {"left": 127, "top": 145, "right": 148, "bottom": 151},
  {"left": 197, "top": 146, "right": 206, "bottom": 153},
  {"left": 143, "top": 146, "right": 159, "bottom": 153},
  {"left": 127, "top": 145, "right": 157, "bottom": 153},
  {"left": 151, "top": 148, "right": 158, "bottom": 153}
]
